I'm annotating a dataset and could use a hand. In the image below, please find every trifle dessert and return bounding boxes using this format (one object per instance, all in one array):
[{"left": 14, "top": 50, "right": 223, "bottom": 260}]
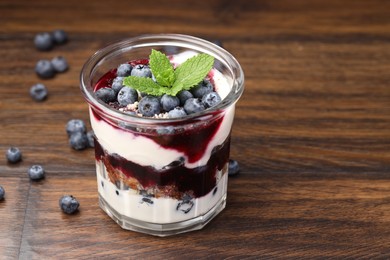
[{"left": 80, "top": 34, "right": 244, "bottom": 236}]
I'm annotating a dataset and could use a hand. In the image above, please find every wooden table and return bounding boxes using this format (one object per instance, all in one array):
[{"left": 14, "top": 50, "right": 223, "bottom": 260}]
[{"left": 1, "top": 0, "right": 389, "bottom": 258}]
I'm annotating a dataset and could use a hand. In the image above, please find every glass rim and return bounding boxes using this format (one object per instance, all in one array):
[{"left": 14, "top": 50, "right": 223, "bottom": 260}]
[{"left": 80, "top": 33, "right": 245, "bottom": 125}]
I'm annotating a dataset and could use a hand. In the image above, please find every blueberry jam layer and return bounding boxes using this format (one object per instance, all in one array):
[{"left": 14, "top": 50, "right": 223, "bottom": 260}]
[{"left": 94, "top": 137, "right": 230, "bottom": 199}]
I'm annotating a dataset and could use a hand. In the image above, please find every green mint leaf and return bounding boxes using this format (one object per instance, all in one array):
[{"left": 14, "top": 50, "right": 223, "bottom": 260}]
[
  {"left": 149, "top": 49, "right": 175, "bottom": 87},
  {"left": 172, "top": 53, "right": 214, "bottom": 94},
  {"left": 123, "top": 76, "right": 169, "bottom": 96}
]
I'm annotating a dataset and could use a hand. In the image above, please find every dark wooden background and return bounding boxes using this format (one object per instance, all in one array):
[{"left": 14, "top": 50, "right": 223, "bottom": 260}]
[{"left": 1, "top": 0, "right": 390, "bottom": 258}]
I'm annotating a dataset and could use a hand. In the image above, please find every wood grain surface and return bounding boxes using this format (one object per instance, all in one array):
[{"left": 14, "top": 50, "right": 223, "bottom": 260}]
[{"left": 1, "top": 0, "right": 390, "bottom": 259}]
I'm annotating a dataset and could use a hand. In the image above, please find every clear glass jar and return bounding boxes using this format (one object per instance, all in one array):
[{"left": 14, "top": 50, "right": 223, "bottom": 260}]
[{"left": 80, "top": 34, "right": 244, "bottom": 236}]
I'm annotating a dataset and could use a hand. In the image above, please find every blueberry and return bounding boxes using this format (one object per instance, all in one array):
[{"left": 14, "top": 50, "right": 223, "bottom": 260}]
[
  {"left": 131, "top": 64, "right": 152, "bottom": 78},
  {"left": 138, "top": 96, "right": 161, "bottom": 117},
  {"left": 228, "top": 159, "right": 240, "bottom": 176},
  {"left": 28, "top": 165, "right": 45, "bottom": 181},
  {"left": 202, "top": 91, "right": 221, "bottom": 108},
  {"left": 59, "top": 195, "right": 79, "bottom": 214},
  {"left": 66, "top": 119, "right": 86, "bottom": 137},
  {"left": 184, "top": 98, "right": 206, "bottom": 114},
  {"left": 0, "top": 186, "right": 4, "bottom": 201},
  {"left": 51, "top": 56, "right": 68, "bottom": 73},
  {"left": 116, "top": 63, "right": 132, "bottom": 77},
  {"left": 191, "top": 79, "right": 213, "bottom": 98},
  {"left": 160, "top": 94, "right": 180, "bottom": 112},
  {"left": 30, "top": 83, "right": 48, "bottom": 101},
  {"left": 168, "top": 107, "right": 187, "bottom": 118},
  {"left": 95, "top": 87, "right": 116, "bottom": 103},
  {"left": 51, "top": 29, "right": 68, "bottom": 44},
  {"left": 87, "top": 130, "right": 95, "bottom": 148},
  {"left": 35, "top": 59, "right": 56, "bottom": 79},
  {"left": 212, "top": 39, "right": 223, "bottom": 48},
  {"left": 69, "top": 132, "right": 89, "bottom": 150},
  {"left": 6, "top": 147, "right": 22, "bottom": 163},
  {"left": 117, "top": 87, "right": 138, "bottom": 106},
  {"left": 34, "top": 32, "right": 54, "bottom": 51},
  {"left": 177, "top": 90, "right": 193, "bottom": 106},
  {"left": 111, "top": 77, "right": 124, "bottom": 94}
]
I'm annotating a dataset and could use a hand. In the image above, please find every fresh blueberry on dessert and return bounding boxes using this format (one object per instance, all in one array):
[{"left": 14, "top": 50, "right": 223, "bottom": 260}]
[
  {"left": 30, "top": 83, "right": 48, "bottom": 101},
  {"left": 138, "top": 96, "right": 161, "bottom": 117},
  {"left": 117, "top": 63, "right": 132, "bottom": 77},
  {"left": 190, "top": 79, "right": 213, "bottom": 98},
  {"left": 96, "top": 87, "right": 116, "bottom": 103},
  {"left": 117, "top": 87, "right": 138, "bottom": 106},
  {"left": 28, "top": 165, "right": 45, "bottom": 181},
  {"left": 184, "top": 98, "right": 206, "bottom": 114},
  {"left": 6, "top": 147, "right": 22, "bottom": 163},
  {"left": 51, "top": 56, "right": 68, "bottom": 73},
  {"left": 34, "top": 32, "right": 54, "bottom": 51},
  {"left": 0, "top": 185, "right": 4, "bottom": 201},
  {"left": 202, "top": 91, "right": 221, "bottom": 108},
  {"left": 160, "top": 94, "right": 180, "bottom": 112},
  {"left": 177, "top": 90, "right": 193, "bottom": 106},
  {"left": 130, "top": 64, "right": 152, "bottom": 78},
  {"left": 168, "top": 107, "right": 187, "bottom": 118},
  {"left": 111, "top": 77, "right": 125, "bottom": 94},
  {"left": 59, "top": 195, "right": 79, "bottom": 214},
  {"left": 35, "top": 59, "right": 56, "bottom": 79}
]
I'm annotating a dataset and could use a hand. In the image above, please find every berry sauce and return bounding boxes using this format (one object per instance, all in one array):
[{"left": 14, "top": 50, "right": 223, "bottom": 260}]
[{"left": 95, "top": 138, "right": 230, "bottom": 198}]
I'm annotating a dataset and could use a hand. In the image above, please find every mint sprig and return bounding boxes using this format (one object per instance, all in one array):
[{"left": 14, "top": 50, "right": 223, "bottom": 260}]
[{"left": 124, "top": 50, "right": 214, "bottom": 96}]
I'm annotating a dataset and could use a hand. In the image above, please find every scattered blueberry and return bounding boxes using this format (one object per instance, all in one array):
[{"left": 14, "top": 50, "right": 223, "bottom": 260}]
[
  {"left": 138, "top": 96, "right": 161, "bottom": 117},
  {"left": 95, "top": 87, "right": 116, "bottom": 103},
  {"left": 111, "top": 77, "right": 124, "bottom": 94},
  {"left": 30, "top": 83, "right": 48, "bottom": 101},
  {"left": 212, "top": 39, "right": 223, "bottom": 48},
  {"left": 0, "top": 186, "right": 4, "bottom": 201},
  {"left": 131, "top": 64, "right": 152, "bottom": 78},
  {"left": 69, "top": 132, "right": 89, "bottom": 150},
  {"left": 6, "top": 147, "right": 22, "bottom": 163},
  {"left": 177, "top": 90, "right": 193, "bottom": 106},
  {"left": 35, "top": 59, "right": 56, "bottom": 79},
  {"left": 160, "top": 94, "right": 180, "bottom": 112},
  {"left": 51, "top": 29, "right": 68, "bottom": 44},
  {"left": 116, "top": 63, "right": 132, "bottom": 77},
  {"left": 51, "top": 56, "right": 68, "bottom": 73},
  {"left": 191, "top": 79, "right": 213, "bottom": 98},
  {"left": 228, "top": 159, "right": 240, "bottom": 177},
  {"left": 59, "top": 195, "right": 79, "bottom": 214},
  {"left": 202, "top": 91, "right": 221, "bottom": 108},
  {"left": 168, "top": 107, "right": 187, "bottom": 118},
  {"left": 184, "top": 98, "right": 206, "bottom": 114},
  {"left": 117, "top": 87, "right": 138, "bottom": 106},
  {"left": 28, "top": 165, "right": 45, "bottom": 181},
  {"left": 34, "top": 32, "right": 54, "bottom": 51},
  {"left": 66, "top": 119, "right": 86, "bottom": 137},
  {"left": 87, "top": 130, "right": 95, "bottom": 148}
]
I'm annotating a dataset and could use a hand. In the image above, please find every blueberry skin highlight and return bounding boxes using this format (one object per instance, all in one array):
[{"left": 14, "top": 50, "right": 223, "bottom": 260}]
[
  {"left": 28, "top": 165, "right": 45, "bottom": 181},
  {"left": 6, "top": 147, "right": 22, "bottom": 163},
  {"left": 59, "top": 195, "right": 80, "bottom": 214},
  {"left": 30, "top": 83, "right": 48, "bottom": 101},
  {"left": 34, "top": 32, "right": 54, "bottom": 51}
]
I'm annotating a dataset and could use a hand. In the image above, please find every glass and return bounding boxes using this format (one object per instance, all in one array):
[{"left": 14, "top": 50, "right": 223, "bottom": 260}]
[{"left": 80, "top": 34, "right": 244, "bottom": 236}]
